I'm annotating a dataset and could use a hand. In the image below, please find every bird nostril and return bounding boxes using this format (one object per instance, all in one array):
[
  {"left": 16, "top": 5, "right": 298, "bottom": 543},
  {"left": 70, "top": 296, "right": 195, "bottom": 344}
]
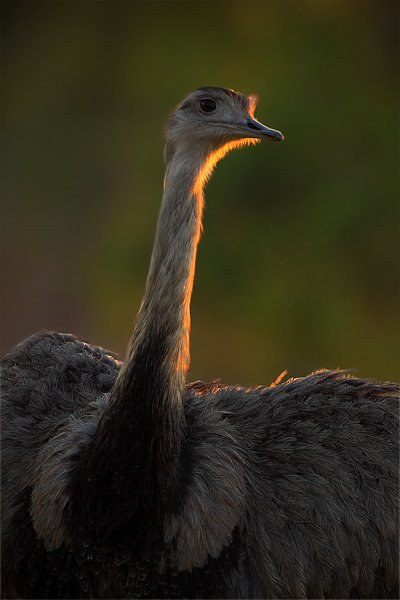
[{"left": 247, "top": 120, "right": 262, "bottom": 130}]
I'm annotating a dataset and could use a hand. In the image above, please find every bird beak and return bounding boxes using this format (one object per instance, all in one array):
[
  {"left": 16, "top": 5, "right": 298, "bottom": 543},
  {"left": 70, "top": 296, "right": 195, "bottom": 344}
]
[{"left": 245, "top": 117, "right": 284, "bottom": 142}]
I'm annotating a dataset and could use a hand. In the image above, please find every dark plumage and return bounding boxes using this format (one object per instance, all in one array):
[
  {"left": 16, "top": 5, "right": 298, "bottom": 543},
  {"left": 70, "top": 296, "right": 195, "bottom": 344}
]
[
  {"left": 2, "top": 332, "right": 399, "bottom": 598},
  {"left": 1, "top": 88, "right": 399, "bottom": 599}
]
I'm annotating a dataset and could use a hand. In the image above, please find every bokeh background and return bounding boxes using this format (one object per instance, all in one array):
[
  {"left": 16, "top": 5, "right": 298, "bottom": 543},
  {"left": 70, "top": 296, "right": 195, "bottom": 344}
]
[{"left": 2, "top": 0, "right": 399, "bottom": 384}]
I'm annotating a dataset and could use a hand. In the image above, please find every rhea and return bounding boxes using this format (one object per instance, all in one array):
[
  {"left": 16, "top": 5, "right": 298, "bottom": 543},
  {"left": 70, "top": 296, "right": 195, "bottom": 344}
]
[{"left": 1, "top": 87, "right": 398, "bottom": 599}]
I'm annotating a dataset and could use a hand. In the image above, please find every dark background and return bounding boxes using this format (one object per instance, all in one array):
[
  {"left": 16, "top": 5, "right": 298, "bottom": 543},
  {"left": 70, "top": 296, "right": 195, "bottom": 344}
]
[{"left": 2, "top": 0, "right": 399, "bottom": 384}]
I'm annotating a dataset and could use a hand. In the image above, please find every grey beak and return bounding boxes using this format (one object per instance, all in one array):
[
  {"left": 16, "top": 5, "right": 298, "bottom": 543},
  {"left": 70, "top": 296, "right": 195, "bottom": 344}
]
[{"left": 246, "top": 117, "right": 284, "bottom": 141}]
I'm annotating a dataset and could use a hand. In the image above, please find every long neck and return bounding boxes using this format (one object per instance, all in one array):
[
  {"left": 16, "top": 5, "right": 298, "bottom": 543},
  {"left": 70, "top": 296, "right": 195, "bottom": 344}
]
[
  {"left": 128, "top": 143, "right": 207, "bottom": 400},
  {"left": 74, "top": 141, "right": 213, "bottom": 538}
]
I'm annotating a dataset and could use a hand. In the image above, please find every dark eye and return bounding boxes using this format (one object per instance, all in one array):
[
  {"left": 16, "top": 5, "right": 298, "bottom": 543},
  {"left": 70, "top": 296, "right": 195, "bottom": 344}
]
[{"left": 199, "top": 98, "right": 216, "bottom": 113}]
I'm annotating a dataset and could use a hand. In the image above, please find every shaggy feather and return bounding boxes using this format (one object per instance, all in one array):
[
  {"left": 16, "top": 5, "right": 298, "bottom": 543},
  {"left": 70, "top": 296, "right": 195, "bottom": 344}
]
[{"left": 2, "top": 332, "right": 398, "bottom": 598}]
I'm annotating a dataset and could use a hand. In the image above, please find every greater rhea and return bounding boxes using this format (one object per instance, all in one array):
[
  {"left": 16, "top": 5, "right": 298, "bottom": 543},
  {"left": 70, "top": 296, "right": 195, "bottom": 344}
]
[{"left": 1, "top": 87, "right": 398, "bottom": 599}]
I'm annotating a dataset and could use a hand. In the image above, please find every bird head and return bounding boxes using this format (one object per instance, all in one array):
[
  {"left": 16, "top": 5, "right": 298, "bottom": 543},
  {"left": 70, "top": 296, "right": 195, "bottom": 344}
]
[{"left": 165, "top": 87, "right": 284, "bottom": 162}]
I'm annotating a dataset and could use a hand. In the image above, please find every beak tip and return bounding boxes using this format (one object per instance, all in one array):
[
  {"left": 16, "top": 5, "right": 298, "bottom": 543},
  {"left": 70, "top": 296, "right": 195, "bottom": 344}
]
[{"left": 269, "top": 129, "right": 284, "bottom": 142}]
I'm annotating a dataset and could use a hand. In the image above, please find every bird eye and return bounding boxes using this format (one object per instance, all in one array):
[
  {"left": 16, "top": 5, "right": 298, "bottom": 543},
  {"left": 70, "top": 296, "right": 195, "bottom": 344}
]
[{"left": 199, "top": 98, "right": 216, "bottom": 113}]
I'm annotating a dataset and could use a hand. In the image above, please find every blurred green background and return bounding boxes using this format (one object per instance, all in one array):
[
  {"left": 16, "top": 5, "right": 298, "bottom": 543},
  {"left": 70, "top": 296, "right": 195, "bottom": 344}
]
[{"left": 2, "top": 0, "right": 399, "bottom": 384}]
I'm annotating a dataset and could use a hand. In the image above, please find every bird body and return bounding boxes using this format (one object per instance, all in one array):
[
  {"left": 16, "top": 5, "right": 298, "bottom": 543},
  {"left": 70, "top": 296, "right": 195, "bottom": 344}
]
[{"left": 1, "top": 88, "right": 399, "bottom": 599}]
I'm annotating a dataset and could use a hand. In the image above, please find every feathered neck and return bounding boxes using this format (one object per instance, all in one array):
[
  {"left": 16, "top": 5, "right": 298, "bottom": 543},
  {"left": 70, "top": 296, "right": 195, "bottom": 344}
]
[{"left": 75, "top": 138, "right": 227, "bottom": 538}]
